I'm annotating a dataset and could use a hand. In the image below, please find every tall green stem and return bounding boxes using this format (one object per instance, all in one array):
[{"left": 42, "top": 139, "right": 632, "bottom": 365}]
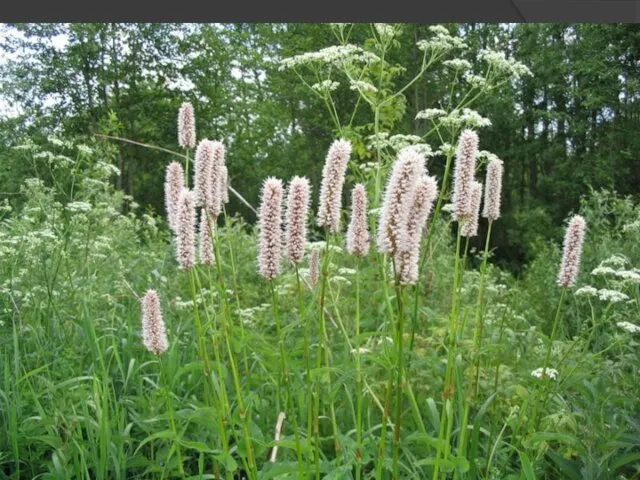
[
  {"left": 392, "top": 280, "right": 406, "bottom": 480},
  {"left": 354, "top": 258, "right": 364, "bottom": 480},
  {"left": 270, "top": 281, "right": 304, "bottom": 476},
  {"left": 212, "top": 230, "right": 258, "bottom": 478},
  {"left": 433, "top": 229, "right": 463, "bottom": 480},
  {"left": 530, "top": 288, "right": 567, "bottom": 431},
  {"left": 456, "top": 221, "right": 494, "bottom": 472}
]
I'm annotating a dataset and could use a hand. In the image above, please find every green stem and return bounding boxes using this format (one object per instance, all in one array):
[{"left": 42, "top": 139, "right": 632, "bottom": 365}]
[
  {"left": 212, "top": 231, "right": 258, "bottom": 478},
  {"left": 354, "top": 258, "right": 364, "bottom": 480},
  {"left": 270, "top": 281, "right": 304, "bottom": 476},
  {"left": 456, "top": 222, "right": 494, "bottom": 472},
  {"left": 392, "top": 281, "right": 406, "bottom": 480},
  {"left": 530, "top": 288, "right": 567, "bottom": 431},
  {"left": 433, "top": 229, "right": 463, "bottom": 480}
]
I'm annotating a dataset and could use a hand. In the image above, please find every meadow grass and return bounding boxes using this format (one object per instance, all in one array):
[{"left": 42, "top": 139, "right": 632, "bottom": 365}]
[{"left": 1, "top": 138, "right": 639, "bottom": 480}]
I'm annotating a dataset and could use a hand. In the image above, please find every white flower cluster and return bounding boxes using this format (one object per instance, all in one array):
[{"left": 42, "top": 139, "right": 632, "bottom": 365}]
[
  {"left": 66, "top": 201, "right": 92, "bottom": 213},
  {"left": 358, "top": 161, "right": 380, "bottom": 174},
  {"left": 478, "top": 150, "right": 500, "bottom": 163},
  {"left": 415, "top": 108, "right": 446, "bottom": 120},
  {"left": 312, "top": 80, "right": 340, "bottom": 93},
  {"left": 416, "top": 108, "right": 491, "bottom": 129},
  {"left": 478, "top": 49, "right": 532, "bottom": 79},
  {"left": 575, "top": 286, "right": 630, "bottom": 303},
  {"left": 306, "top": 241, "right": 343, "bottom": 254},
  {"left": 374, "top": 23, "right": 396, "bottom": 41},
  {"left": 279, "top": 45, "right": 381, "bottom": 71},
  {"left": 531, "top": 367, "right": 559, "bottom": 380},
  {"left": 417, "top": 26, "right": 467, "bottom": 52},
  {"left": 591, "top": 263, "right": 640, "bottom": 283},
  {"left": 622, "top": 219, "right": 640, "bottom": 233},
  {"left": 617, "top": 321, "right": 640, "bottom": 334},
  {"left": 349, "top": 80, "right": 378, "bottom": 93},
  {"left": 443, "top": 59, "right": 472, "bottom": 71},
  {"left": 365, "top": 133, "right": 433, "bottom": 158},
  {"left": 463, "top": 71, "right": 487, "bottom": 89},
  {"left": 435, "top": 142, "right": 456, "bottom": 157}
]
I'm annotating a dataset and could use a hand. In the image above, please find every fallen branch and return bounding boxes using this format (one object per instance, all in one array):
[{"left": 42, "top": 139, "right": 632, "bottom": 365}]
[{"left": 94, "top": 133, "right": 258, "bottom": 216}]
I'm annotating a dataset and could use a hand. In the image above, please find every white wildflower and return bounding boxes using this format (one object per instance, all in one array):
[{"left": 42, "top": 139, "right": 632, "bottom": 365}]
[
  {"left": 531, "top": 367, "right": 559, "bottom": 380},
  {"left": 66, "top": 201, "right": 92, "bottom": 213},
  {"left": 479, "top": 49, "right": 532, "bottom": 78},
  {"left": 597, "top": 289, "right": 629, "bottom": 303},
  {"left": 463, "top": 71, "right": 487, "bottom": 88},
  {"left": 350, "top": 80, "right": 378, "bottom": 93},
  {"left": 616, "top": 321, "right": 640, "bottom": 334},
  {"left": 575, "top": 286, "right": 598, "bottom": 297},
  {"left": 443, "top": 59, "right": 472, "bottom": 71},
  {"left": 415, "top": 108, "right": 446, "bottom": 120},
  {"left": 312, "top": 80, "right": 340, "bottom": 93}
]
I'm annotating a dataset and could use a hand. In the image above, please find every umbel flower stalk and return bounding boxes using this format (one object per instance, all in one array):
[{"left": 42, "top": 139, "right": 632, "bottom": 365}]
[
  {"left": 317, "top": 139, "right": 352, "bottom": 233},
  {"left": 199, "top": 211, "right": 215, "bottom": 265},
  {"left": 557, "top": 215, "right": 587, "bottom": 288},
  {"left": 176, "top": 189, "right": 196, "bottom": 270},
  {"left": 141, "top": 289, "right": 168, "bottom": 355},
  {"left": 194, "top": 139, "right": 214, "bottom": 209},
  {"left": 483, "top": 157, "right": 504, "bottom": 222},
  {"left": 395, "top": 175, "right": 439, "bottom": 285},
  {"left": 346, "top": 184, "right": 371, "bottom": 257},
  {"left": 284, "top": 176, "right": 311, "bottom": 264},
  {"left": 377, "top": 148, "right": 426, "bottom": 256},
  {"left": 178, "top": 102, "right": 196, "bottom": 150},
  {"left": 258, "top": 177, "right": 284, "bottom": 280},
  {"left": 452, "top": 129, "right": 479, "bottom": 220},
  {"left": 165, "top": 161, "right": 184, "bottom": 232},
  {"left": 460, "top": 181, "right": 483, "bottom": 238}
]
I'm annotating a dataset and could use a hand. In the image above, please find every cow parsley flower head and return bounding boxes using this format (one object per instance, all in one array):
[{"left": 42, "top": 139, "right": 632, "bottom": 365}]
[
  {"left": 531, "top": 367, "right": 558, "bottom": 380},
  {"left": 617, "top": 321, "right": 640, "bottom": 334}
]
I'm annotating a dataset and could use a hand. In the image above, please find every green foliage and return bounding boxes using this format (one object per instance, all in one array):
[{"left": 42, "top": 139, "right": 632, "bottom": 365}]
[{"left": 1, "top": 22, "right": 640, "bottom": 480}]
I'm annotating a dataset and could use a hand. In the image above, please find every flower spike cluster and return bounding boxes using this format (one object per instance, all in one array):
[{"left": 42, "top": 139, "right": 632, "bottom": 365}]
[
  {"left": 317, "top": 139, "right": 352, "bottom": 233},
  {"left": 346, "top": 184, "right": 370, "bottom": 257},
  {"left": 141, "top": 289, "right": 168, "bottom": 356},
  {"left": 194, "top": 139, "right": 214, "bottom": 209},
  {"left": 178, "top": 102, "right": 196, "bottom": 150},
  {"left": 165, "top": 161, "right": 184, "bottom": 232},
  {"left": 284, "top": 176, "right": 311, "bottom": 264},
  {"left": 483, "top": 157, "right": 503, "bottom": 222},
  {"left": 258, "top": 177, "right": 284, "bottom": 280},
  {"left": 176, "top": 189, "right": 196, "bottom": 270},
  {"left": 199, "top": 211, "right": 215, "bottom": 265},
  {"left": 452, "top": 129, "right": 479, "bottom": 220},
  {"left": 461, "top": 181, "right": 483, "bottom": 238},
  {"left": 208, "top": 141, "right": 226, "bottom": 218},
  {"left": 377, "top": 148, "right": 426, "bottom": 256},
  {"left": 395, "top": 175, "right": 439, "bottom": 284},
  {"left": 557, "top": 215, "right": 587, "bottom": 288}
]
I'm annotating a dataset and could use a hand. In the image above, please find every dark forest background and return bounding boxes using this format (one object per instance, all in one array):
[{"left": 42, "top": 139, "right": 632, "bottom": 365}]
[{"left": 1, "top": 23, "right": 639, "bottom": 271}]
